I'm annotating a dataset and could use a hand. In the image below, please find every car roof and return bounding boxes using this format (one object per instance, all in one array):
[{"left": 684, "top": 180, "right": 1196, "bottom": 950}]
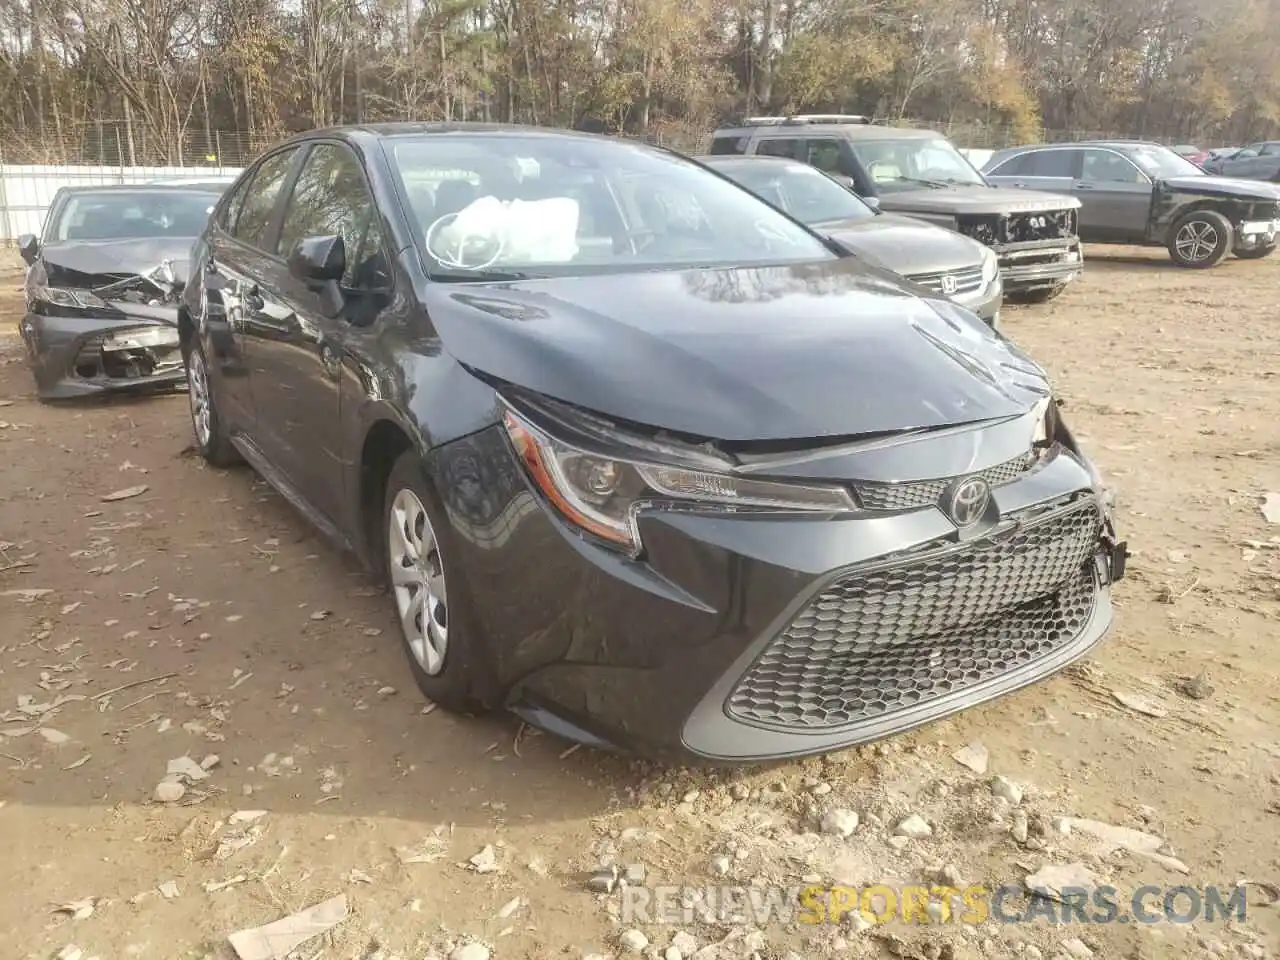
[
  {"left": 713, "top": 122, "right": 942, "bottom": 141},
  {"left": 276, "top": 121, "right": 617, "bottom": 149}
]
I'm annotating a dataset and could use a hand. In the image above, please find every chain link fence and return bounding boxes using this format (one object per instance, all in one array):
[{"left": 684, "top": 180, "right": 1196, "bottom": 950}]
[{"left": 0, "top": 117, "right": 1232, "bottom": 169}]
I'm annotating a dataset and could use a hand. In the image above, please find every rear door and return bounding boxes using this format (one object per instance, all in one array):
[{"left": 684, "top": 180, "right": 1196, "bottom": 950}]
[
  {"left": 985, "top": 147, "right": 1077, "bottom": 194},
  {"left": 1075, "top": 148, "right": 1153, "bottom": 242},
  {"left": 203, "top": 146, "right": 303, "bottom": 430}
]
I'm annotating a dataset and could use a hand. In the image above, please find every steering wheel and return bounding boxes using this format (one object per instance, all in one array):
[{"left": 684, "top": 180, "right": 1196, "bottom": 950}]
[{"left": 425, "top": 211, "right": 505, "bottom": 270}]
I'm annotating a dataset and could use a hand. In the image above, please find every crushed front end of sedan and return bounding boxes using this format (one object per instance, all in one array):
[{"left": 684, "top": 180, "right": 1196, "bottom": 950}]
[{"left": 17, "top": 184, "right": 222, "bottom": 399}]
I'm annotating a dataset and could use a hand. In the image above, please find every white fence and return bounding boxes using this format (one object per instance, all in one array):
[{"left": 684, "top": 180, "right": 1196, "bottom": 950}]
[{"left": 0, "top": 165, "right": 244, "bottom": 241}]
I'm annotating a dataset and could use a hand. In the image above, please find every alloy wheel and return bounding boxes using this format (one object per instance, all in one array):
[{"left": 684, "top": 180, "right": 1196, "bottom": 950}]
[
  {"left": 187, "top": 348, "right": 213, "bottom": 448},
  {"left": 388, "top": 488, "right": 449, "bottom": 675},
  {"left": 1174, "top": 221, "right": 1219, "bottom": 263}
]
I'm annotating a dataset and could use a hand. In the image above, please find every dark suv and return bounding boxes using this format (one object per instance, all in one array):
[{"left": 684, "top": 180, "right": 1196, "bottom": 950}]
[
  {"left": 709, "top": 115, "right": 1084, "bottom": 303},
  {"left": 983, "top": 140, "right": 1280, "bottom": 267}
]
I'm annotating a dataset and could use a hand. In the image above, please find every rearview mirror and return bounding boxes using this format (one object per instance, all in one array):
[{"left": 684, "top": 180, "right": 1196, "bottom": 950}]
[
  {"left": 17, "top": 233, "right": 38, "bottom": 266},
  {"left": 288, "top": 235, "right": 346, "bottom": 284}
]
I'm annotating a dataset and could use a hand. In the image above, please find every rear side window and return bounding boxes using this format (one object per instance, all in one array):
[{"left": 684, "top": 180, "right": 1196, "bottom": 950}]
[
  {"left": 234, "top": 148, "right": 299, "bottom": 250},
  {"left": 1025, "top": 149, "right": 1077, "bottom": 177},
  {"left": 710, "top": 135, "right": 748, "bottom": 156},
  {"left": 218, "top": 176, "right": 252, "bottom": 233},
  {"left": 756, "top": 138, "right": 800, "bottom": 159}
]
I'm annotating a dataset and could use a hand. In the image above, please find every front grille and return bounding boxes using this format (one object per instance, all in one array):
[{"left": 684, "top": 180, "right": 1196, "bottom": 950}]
[
  {"left": 904, "top": 265, "right": 985, "bottom": 296},
  {"left": 855, "top": 453, "right": 1035, "bottom": 512},
  {"left": 726, "top": 499, "right": 1102, "bottom": 731}
]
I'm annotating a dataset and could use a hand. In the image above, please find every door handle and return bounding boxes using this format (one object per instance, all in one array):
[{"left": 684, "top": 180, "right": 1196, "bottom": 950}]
[{"left": 1074, "top": 182, "right": 1094, "bottom": 190}]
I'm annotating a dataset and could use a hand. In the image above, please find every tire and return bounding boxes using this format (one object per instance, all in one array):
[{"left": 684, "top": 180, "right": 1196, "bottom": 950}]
[
  {"left": 1167, "top": 210, "right": 1233, "bottom": 268},
  {"left": 183, "top": 338, "right": 240, "bottom": 466},
  {"left": 1234, "top": 242, "right": 1276, "bottom": 260},
  {"left": 382, "top": 449, "right": 495, "bottom": 714},
  {"left": 1006, "top": 284, "right": 1066, "bottom": 305}
]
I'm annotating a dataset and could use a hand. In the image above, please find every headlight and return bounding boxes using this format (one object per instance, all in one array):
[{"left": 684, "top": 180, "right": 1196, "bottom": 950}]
[
  {"left": 980, "top": 247, "right": 1000, "bottom": 285},
  {"left": 30, "top": 285, "right": 108, "bottom": 310},
  {"left": 503, "top": 409, "right": 857, "bottom": 554}
]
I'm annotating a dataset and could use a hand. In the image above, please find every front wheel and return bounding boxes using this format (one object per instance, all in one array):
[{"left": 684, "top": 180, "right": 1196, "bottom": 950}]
[
  {"left": 1006, "top": 284, "right": 1066, "bottom": 305},
  {"left": 383, "top": 450, "right": 495, "bottom": 714},
  {"left": 183, "top": 339, "right": 240, "bottom": 466},
  {"left": 1233, "top": 242, "right": 1276, "bottom": 260},
  {"left": 1168, "top": 210, "right": 1233, "bottom": 268}
]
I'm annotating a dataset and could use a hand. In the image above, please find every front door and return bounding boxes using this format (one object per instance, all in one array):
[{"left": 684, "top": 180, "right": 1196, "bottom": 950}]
[
  {"left": 248, "top": 141, "right": 393, "bottom": 529},
  {"left": 1075, "top": 149, "right": 1153, "bottom": 243}
]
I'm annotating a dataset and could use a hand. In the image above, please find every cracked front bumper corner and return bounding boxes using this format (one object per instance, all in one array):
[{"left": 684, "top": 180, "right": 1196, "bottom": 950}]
[{"left": 21, "top": 311, "right": 186, "bottom": 400}]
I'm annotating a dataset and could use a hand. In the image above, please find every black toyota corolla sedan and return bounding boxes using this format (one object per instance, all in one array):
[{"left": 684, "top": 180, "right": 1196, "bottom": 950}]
[{"left": 180, "top": 123, "right": 1127, "bottom": 763}]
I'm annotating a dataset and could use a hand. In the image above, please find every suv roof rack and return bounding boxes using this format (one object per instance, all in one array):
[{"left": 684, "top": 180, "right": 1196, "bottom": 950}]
[{"left": 738, "top": 114, "right": 871, "bottom": 127}]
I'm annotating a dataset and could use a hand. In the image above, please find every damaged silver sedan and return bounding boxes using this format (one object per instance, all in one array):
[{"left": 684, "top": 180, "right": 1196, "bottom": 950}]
[{"left": 17, "top": 184, "right": 225, "bottom": 399}]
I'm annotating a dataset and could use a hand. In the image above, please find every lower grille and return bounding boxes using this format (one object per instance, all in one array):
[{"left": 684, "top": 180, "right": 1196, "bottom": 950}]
[
  {"left": 855, "top": 453, "right": 1035, "bottom": 512},
  {"left": 726, "top": 499, "right": 1102, "bottom": 731},
  {"left": 905, "top": 265, "right": 985, "bottom": 296}
]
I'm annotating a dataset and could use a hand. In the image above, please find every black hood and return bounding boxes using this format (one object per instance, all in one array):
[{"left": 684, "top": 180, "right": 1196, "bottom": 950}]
[
  {"left": 1159, "top": 175, "right": 1280, "bottom": 201},
  {"left": 424, "top": 258, "right": 1050, "bottom": 443},
  {"left": 38, "top": 238, "right": 194, "bottom": 286}
]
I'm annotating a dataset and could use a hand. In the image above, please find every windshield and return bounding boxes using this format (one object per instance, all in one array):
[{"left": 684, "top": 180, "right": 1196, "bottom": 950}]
[
  {"left": 48, "top": 190, "right": 219, "bottom": 242},
  {"left": 712, "top": 161, "right": 875, "bottom": 225},
  {"left": 384, "top": 134, "right": 835, "bottom": 279},
  {"left": 1124, "top": 144, "right": 1205, "bottom": 179},
  {"left": 847, "top": 138, "right": 986, "bottom": 191}
]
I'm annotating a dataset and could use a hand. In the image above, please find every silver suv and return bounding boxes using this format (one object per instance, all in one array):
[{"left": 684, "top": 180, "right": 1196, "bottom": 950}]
[{"left": 709, "top": 115, "right": 1084, "bottom": 303}]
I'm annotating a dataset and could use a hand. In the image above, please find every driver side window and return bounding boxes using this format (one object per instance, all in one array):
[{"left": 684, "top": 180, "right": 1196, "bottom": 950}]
[
  {"left": 276, "top": 143, "right": 390, "bottom": 290},
  {"left": 1080, "top": 149, "right": 1146, "bottom": 184},
  {"left": 801, "top": 138, "right": 851, "bottom": 178}
]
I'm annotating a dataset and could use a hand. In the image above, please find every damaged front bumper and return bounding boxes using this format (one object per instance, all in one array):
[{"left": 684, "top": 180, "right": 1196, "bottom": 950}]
[
  {"left": 19, "top": 305, "right": 185, "bottom": 400},
  {"left": 996, "top": 237, "right": 1084, "bottom": 293}
]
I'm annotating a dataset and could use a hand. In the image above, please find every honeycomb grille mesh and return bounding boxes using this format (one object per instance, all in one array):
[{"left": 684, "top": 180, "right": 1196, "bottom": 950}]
[
  {"left": 726, "top": 500, "right": 1102, "bottom": 731},
  {"left": 855, "top": 454, "right": 1035, "bottom": 512}
]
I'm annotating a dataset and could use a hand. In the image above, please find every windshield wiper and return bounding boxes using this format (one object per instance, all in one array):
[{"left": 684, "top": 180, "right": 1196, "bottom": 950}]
[
  {"left": 429, "top": 269, "right": 535, "bottom": 284},
  {"left": 891, "top": 176, "right": 949, "bottom": 189}
]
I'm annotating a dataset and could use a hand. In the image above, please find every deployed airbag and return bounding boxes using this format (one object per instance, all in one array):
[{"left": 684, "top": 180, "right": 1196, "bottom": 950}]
[{"left": 426, "top": 196, "right": 580, "bottom": 269}]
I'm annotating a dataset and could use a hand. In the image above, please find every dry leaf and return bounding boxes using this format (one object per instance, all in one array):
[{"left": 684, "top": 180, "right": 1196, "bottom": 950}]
[
  {"left": 1112, "top": 690, "right": 1169, "bottom": 718},
  {"left": 101, "top": 485, "right": 149, "bottom": 502}
]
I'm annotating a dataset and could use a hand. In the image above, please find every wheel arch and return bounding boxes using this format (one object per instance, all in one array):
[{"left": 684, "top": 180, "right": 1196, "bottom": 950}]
[{"left": 356, "top": 411, "right": 424, "bottom": 574}]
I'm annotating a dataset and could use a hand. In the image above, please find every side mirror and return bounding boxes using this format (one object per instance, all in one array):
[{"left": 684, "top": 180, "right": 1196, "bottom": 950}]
[
  {"left": 864, "top": 197, "right": 881, "bottom": 211},
  {"left": 829, "top": 174, "right": 856, "bottom": 190},
  {"left": 288, "top": 235, "right": 346, "bottom": 317},
  {"left": 17, "top": 233, "right": 38, "bottom": 266},
  {"left": 288, "top": 235, "right": 345, "bottom": 284}
]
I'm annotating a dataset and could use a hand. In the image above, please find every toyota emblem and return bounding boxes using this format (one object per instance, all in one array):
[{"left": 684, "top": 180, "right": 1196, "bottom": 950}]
[
  {"left": 940, "top": 275, "right": 958, "bottom": 295},
  {"left": 943, "top": 476, "right": 991, "bottom": 527}
]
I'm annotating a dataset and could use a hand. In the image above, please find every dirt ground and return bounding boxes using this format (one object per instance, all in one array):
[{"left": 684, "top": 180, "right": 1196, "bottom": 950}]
[{"left": 1, "top": 245, "right": 1278, "bottom": 960}]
